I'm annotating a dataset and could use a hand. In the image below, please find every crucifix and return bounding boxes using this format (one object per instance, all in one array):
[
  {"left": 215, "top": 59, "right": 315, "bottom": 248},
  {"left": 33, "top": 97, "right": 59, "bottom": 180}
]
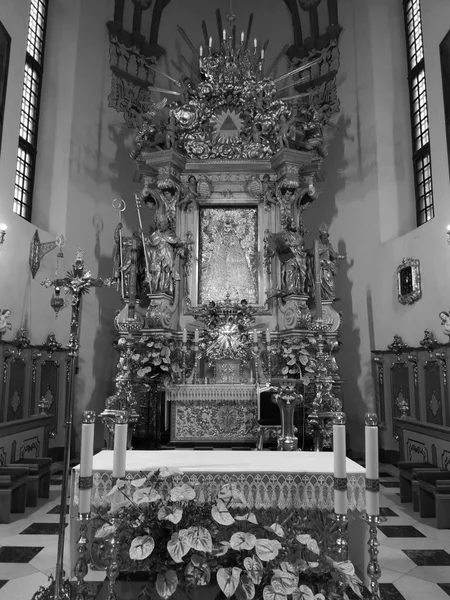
[{"left": 41, "top": 249, "right": 103, "bottom": 600}]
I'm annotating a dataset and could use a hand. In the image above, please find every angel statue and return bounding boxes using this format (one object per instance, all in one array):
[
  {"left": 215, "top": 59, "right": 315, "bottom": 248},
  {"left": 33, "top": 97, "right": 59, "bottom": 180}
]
[
  {"left": 179, "top": 175, "right": 199, "bottom": 211},
  {"left": 0, "top": 309, "right": 12, "bottom": 338},
  {"left": 439, "top": 311, "right": 450, "bottom": 336},
  {"left": 130, "top": 97, "right": 168, "bottom": 160}
]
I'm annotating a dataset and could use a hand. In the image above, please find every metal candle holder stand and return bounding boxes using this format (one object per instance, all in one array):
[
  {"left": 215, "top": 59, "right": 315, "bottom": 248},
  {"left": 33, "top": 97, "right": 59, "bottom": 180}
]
[
  {"left": 181, "top": 341, "right": 187, "bottom": 384},
  {"left": 74, "top": 513, "right": 91, "bottom": 600},
  {"left": 366, "top": 514, "right": 381, "bottom": 599},
  {"left": 334, "top": 513, "right": 349, "bottom": 561},
  {"left": 193, "top": 342, "right": 200, "bottom": 383},
  {"left": 107, "top": 517, "right": 120, "bottom": 600}
]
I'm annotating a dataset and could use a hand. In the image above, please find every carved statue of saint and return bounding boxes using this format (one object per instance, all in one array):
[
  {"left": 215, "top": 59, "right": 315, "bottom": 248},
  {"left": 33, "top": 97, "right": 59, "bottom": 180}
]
[
  {"left": 143, "top": 215, "right": 184, "bottom": 296},
  {"left": 261, "top": 174, "right": 277, "bottom": 208},
  {"left": 439, "top": 311, "right": 450, "bottom": 336},
  {"left": 179, "top": 175, "right": 199, "bottom": 211},
  {"left": 112, "top": 223, "right": 144, "bottom": 298},
  {"left": 280, "top": 229, "right": 308, "bottom": 295},
  {"left": 0, "top": 309, "right": 12, "bottom": 338},
  {"left": 317, "top": 223, "right": 344, "bottom": 300}
]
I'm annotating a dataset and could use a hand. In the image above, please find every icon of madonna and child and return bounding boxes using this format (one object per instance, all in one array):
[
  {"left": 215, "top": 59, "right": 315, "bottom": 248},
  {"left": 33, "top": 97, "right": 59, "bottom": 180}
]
[{"left": 199, "top": 208, "right": 259, "bottom": 305}]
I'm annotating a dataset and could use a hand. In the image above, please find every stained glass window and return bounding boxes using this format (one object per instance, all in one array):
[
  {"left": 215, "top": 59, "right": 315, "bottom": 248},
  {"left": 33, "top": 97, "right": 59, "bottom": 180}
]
[
  {"left": 403, "top": 0, "right": 434, "bottom": 226},
  {"left": 13, "top": 0, "right": 48, "bottom": 221}
]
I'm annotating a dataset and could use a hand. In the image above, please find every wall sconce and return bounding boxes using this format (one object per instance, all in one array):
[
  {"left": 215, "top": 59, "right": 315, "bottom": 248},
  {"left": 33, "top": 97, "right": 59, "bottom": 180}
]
[
  {"left": 447, "top": 224, "right": 450, "bottom": 244},
  {"left": 0, "top": 223, "right": 7, "bottom": 247}
]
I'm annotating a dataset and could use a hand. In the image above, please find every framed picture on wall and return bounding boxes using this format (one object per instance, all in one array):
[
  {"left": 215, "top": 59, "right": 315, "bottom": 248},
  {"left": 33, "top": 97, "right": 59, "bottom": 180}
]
[
  {"left": 397, "top": 257, "right": 422, "bottom": 305},
  {"left": 0, "top": 21, "right": 11, "bottom": 158}
]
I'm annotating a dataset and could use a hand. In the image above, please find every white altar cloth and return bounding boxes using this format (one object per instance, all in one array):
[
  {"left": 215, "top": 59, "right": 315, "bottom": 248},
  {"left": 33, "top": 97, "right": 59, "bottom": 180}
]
[
  {"left": 72, "top": 450, "right": 366, "bottom": 511},
  {"left": 70, "top": 451, "right": 369, "bottom": 584}
]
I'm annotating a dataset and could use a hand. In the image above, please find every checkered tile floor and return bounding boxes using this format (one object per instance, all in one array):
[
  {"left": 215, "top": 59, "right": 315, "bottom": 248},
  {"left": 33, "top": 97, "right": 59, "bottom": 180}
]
[{"left": 1, "top": 463, "right": 450, "bottom": 599}]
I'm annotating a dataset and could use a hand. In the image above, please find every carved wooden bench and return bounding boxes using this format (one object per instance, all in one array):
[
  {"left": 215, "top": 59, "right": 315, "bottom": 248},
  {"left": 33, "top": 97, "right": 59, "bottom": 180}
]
[
  {"left": 7, "top": 457, "right": 52, "bottom": 506},
  {"left": 0, "top": 467, "right": 29, "bottom": 523},
  {"left": 397, "top": 461, "right": 436, "bottom": 506},
  {"left": 416, "top": 470, "right": 450, "bottom": 528}
]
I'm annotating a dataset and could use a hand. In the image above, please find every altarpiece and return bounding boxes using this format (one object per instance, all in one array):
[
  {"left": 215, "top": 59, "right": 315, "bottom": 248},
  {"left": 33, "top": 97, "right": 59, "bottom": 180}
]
[{"left": 102, "top": 8, "right": 344, "bottom": 451}]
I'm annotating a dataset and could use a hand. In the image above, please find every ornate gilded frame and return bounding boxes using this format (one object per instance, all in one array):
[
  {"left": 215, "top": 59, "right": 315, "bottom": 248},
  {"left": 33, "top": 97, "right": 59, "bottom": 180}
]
[{"left": 397, "top": 258, "right": 421, "bottom": 305}]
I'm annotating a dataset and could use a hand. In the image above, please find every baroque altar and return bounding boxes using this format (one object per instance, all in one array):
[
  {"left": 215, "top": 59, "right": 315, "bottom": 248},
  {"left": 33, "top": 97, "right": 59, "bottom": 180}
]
[{"left": 103, "top": 9, "right": 344, "bottom": 449}]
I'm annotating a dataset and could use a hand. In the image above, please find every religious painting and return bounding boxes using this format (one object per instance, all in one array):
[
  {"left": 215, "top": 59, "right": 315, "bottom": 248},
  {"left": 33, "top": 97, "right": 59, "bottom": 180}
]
[
  {"left": 198, "top": 207, "right": 259, "bottom": 304},
  {"left": 396, "top": 258, "right": 421, "bottom": 305},
  {"left": 0, "top": 21, "right": 11, "bottom": 157}
]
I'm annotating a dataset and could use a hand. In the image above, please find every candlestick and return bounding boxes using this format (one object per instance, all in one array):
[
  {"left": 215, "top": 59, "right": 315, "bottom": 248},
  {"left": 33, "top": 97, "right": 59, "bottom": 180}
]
[
  {"left": 241, "top": 31, "right": 244, "bottom": 42},
  {"left": 253, "top": 330, "right": 258, "bottom": 344},
  {"left": 333, "top": 412, "right": 347, "bottom": 515},
  {"left": 195, "top": 328, "right": 199, "bottom": 343},
  {"left": 365, "top": 413, "right": 379, "bottom": 516},
  {"left": 314, "top": 239, "right": 322, "bottom": 321},
  {"left": 79, "top": 411, "right": 96, "bottom": 514},
  {"left": 183, "top": 328, "right": 187, "bottom": 343},
  {"left": 266, "top": 329, "right": 271, "bottom": 343},
  {"left": 113, "top": 411, "right": 128, "bottom": 479}
]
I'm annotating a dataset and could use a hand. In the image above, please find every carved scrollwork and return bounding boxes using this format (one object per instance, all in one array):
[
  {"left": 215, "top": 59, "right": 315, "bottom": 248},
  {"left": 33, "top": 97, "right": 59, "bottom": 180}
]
[
  {"left": 387, "top": 334, "right": 407, "bottom": 359},
  {"left": 42, "top": 333, "right": 62, "bottom": 358},
  {"left": 436, "top": 352, "right": 447, "bottom": 387},
  {"left": 419, "top": 329, "right": 437, "bottom": 355}
]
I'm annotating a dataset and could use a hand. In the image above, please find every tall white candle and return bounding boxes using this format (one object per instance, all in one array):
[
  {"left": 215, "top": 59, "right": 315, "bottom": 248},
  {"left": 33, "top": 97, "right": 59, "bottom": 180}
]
[
  {"left": 113, "top": 411, "right": 128, "bottom": 479},
  {"left": 199, "top": 45, "right": 203, "bottom": 57},
  {"left": 223, "top": 29, "right": 226, "bottom": 41},
  {"left": 365, "top": 413, "right": 379, "bottom": 516},
  {"left": 182, "top": 328, "right": 187, "bottom": 343},
  {"left": 195, "top": 328, "right": 200, "bottom": 343},
  {"left": 266, "top": 329, "right": 271, "bottom": 343},
  {"left": 261, "top": 49, "right": 265, "bottom": 60},
  {"left": 209, "top": 36, "right": 213, "bottom": 48},
  {"left": 253, "top": 330, "right": 258, "bottom": 344},
  {"left": 241, "top": 31, "right": 244, "bottom": 43},
  {"left": 79, "top": 411, "right": 96, "bottom": 514},
  {"left": 333, "top": 412, "right": 347, "bottom": 515}
]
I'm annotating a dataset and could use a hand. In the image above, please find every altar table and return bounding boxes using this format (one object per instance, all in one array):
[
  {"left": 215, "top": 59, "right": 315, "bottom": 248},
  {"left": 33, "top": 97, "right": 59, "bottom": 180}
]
[{"left": 70, "top": 451, "right": 368, "bottom": 582}]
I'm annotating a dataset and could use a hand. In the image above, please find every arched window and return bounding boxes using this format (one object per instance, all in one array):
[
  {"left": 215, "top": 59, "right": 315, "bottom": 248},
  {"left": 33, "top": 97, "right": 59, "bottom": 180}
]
[
  {"left": 403, "top": 0, "right": 433, "bottom": 226},
  {"left": 13, "top": 0, "right": 49, "bottom": 222}
]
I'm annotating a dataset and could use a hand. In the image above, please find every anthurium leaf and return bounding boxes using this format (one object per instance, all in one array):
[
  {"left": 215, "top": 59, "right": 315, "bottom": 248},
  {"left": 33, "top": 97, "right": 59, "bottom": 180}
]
[
  {"left": 255, "top": 538, "right": 282, "bottom": 562},
  {"left": 186, "top": 525, "right": 213, "bottom": 553},
  {"left": 159, "top": 466, "right": 184, "bottom": 478},
  {"left": 271, "top": 569, "right": 298, "bottom": 595},
  {"left": 212, "top": 541, "right": 231, "bottom": 556},
  {"left": 292, "top": 586, "right": 314, "bottom": 600},
  {"left": 131, "top": 478, "right": 147, "bottom": 488},
  {"left": 129, "top": 535, "right": 155, "bottom": 560},
  {"left": 109, "top": 499, "right": 129, "bottom": 515},
  {"left": 279, "top": 562, "right": 297, "bottom": 575},
  {"left": 94, "top": 522, "right": 118, "bottom": 538},
  {"left": 235, "top": 573, "right": 256, "bottom": 600},
  {"left": 243, "top": 555, "right": 264, "bottom": 584},
  {"left": 230, "top": 531, "right": 257, "bottom": 551},
  {"left": 170, "top": 483, "right": 196, "bottom": 502},
  {"left": 185, "top": 556, "right": 211, "bottom": 586},
  {"left": 299, "top": 355, "right": 309, "bottom": 365},
  {"left": 156, "top": 570, "right": 178, "bottom": 599},
  {"left": 262, "top": 585, "right": 287, "bottom": 600},
  {"left": 235, "top": 512, "right": 258, "bottom": 524},
  {"left": 158, "top": 506, "right": 183, "bottom": 524},
  {"left": 105, "top": 479, "right": 126, "bottom": 498},
  {"left": 211, "top": 499, "right": 235, "bottom": 525},
  {"left": 217, "top": 567, "right": 242, "bottom": 598},
  {"left": 167, "top": 530, "right": 191, "bottom": 563},
  {"left": 265, "top": 523, "right": 285, "bottom": 538},
  {"left": 133, "top": 487, "right": 162, "bottom": 505},
  {"left": 296, "top": 534, "right": 320, "bottom": 555},
  {"left": 334, "top": 560, "right": 358, "bottom": 578}
]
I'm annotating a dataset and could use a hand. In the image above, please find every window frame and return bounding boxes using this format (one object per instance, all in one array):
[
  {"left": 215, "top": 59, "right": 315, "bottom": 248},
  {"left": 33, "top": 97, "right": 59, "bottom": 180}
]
[
  {"left": 13, "top": 0, "right": 49, "bottom": 222},
  {"left": 402, "top": 0, "right": 434, "bottom": 226}
]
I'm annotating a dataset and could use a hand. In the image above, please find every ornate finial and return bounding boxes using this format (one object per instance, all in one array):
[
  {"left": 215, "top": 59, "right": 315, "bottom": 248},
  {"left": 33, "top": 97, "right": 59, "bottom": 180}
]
[
  {"left": 13, "top": 327, "right": 31, "bottom": 354},
  {"left": 42, "top": 333, "right": 62, "bottom": 357},
  {"left": 82, "top": 411, "right": 96, "bottom": 424},
  {"left": 419, "top": 328, "right": 437, "bottom": 354},
  {"left": 76, "top": 248, "right": 84, "bottom": 262},
  {"left": 115, "top": 411, "right": 129, "bottom": 424},
  {"left": 387, "top": 334, "right": 407, "bottom": 358},
  {"left": 365, "top": 413, "right": 378, "bottom": 427},
  {"left": 333, "top": 412, "right": 346, "bottom": 425}
]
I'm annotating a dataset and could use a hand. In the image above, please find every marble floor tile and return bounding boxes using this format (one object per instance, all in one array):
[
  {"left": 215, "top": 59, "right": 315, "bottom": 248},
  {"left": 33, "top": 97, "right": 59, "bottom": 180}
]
[
  {"left": 381, "top": 481, "right": 401, "bottom": 488},
  {"left": 438, "top": 583, "right": 450, "bottom": 595},
  {"left": 0, "top": 563, "right": 40, "bottom": 580},
  {"left": 407, "top": 565, "right": 450, "bottom": 583},
  {"left": 379, "top": 472, "right": 395, "bottom": 478},
  {"left": 380, "top": 507, "right": 399, "bottom": 517},
  {"left": 378, "top": 546, "right": 417, "bottom": 575},
  {"left": 402, "top": 549, "right": 450, "bottom": 566},
  {"left": 378, "top": 525, "right": 426, "bottom": 538},
  {"left": 379, "top": 567, "right": 405, "bottom": 584},
  {"left": 0, "top": 546, "right": 44, "bottom": 563},
  {"left": 394, "top": 574, "right": 450, "bottom": 600},
  {"left": 379, "top": 583, "right": 407, "bottom": 599},
  {"left": 0, "top": 570, "right": 50, "bottom": 600},
  {"left": 19, "top": 522, "right": 63, "bottom": 535},
  {"left": 29, "top": 542, "right": 70, "bottom": 572},
  {"left": 46, "top": 504, "right": 69, "bottom": 515},
  {"left": 381, "top": 537, "right": 450, "bottom": 550}
]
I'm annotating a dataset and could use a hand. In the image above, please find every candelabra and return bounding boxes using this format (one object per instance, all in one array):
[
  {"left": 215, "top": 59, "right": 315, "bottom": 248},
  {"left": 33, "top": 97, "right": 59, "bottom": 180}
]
[
  {"left": 107, "top": 517, "right": 121, "bottom": 600},
  {"left": 334, "top": 513, "right": 348, "bottom": 561},
  {"left": 74, "top": 513, "right": 90, "bottom": 600},
  {"left": 366, "top": 515, "right": 381, "bottom": 599}
]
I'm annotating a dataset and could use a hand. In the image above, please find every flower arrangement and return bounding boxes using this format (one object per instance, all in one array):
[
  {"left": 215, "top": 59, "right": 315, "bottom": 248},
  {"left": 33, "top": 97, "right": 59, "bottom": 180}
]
[
  {"left": 93, "top": 468, "right": 362, "bottom": 600},
  {"left": 271, "top": 336, "right": 318, "bottom": 386}
]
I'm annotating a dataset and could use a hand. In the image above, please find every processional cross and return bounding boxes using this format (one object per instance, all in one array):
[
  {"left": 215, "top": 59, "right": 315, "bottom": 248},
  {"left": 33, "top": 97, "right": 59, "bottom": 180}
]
[{"left": 40, "top": 248, "right": 103, "bottom": 600}]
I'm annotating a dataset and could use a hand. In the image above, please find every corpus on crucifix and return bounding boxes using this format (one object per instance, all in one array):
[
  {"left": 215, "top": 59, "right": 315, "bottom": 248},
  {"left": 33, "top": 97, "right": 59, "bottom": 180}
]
[{"left": 40, "top": 248, "right": 103, "bottom": 600}]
